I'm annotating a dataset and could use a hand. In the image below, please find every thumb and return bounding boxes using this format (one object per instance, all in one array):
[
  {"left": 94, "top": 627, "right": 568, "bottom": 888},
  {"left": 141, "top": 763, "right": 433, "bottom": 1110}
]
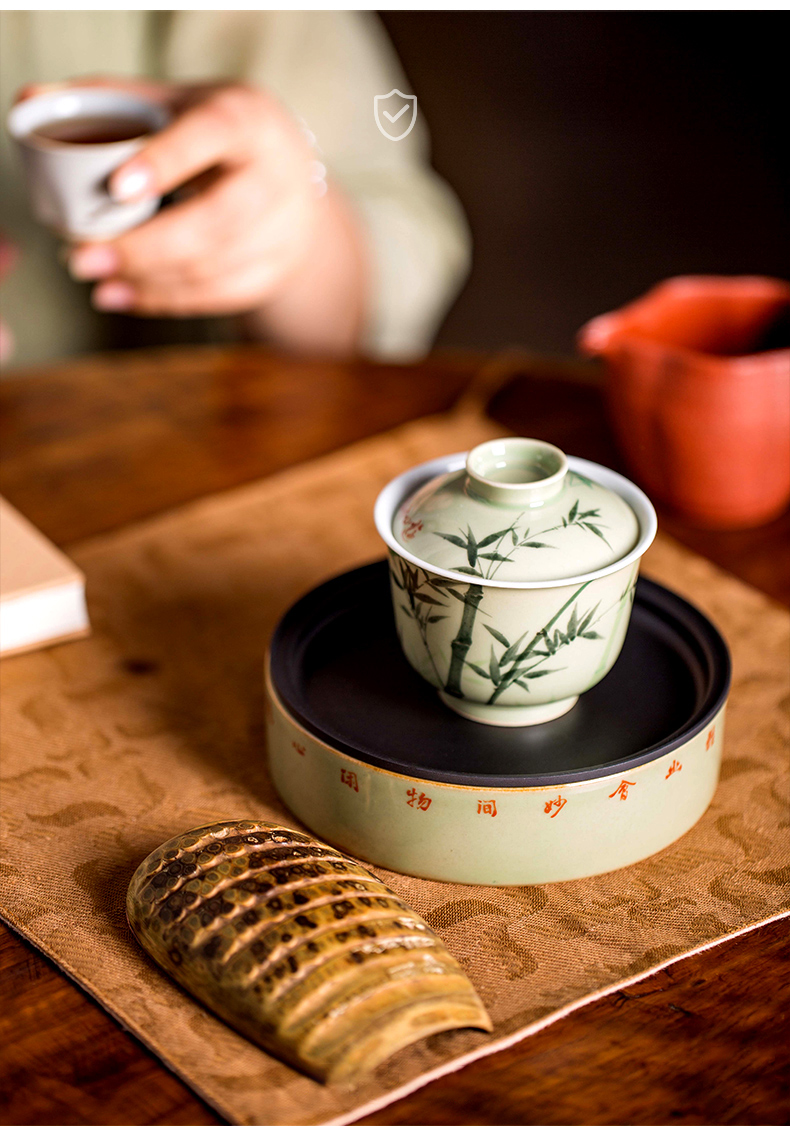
[{"left": 108, "top": 87, "right": 265, "bottom": 203}]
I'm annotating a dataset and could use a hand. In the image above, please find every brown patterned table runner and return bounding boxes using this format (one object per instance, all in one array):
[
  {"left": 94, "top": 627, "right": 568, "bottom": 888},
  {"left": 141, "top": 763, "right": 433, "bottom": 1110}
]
[{"left": 1, "top": 407, "right": 788, "bottom": 1126}]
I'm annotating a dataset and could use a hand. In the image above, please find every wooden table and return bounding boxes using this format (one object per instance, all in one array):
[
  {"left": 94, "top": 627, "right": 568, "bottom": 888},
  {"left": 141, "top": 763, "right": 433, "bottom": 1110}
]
[{"left": 1, "top": 345, "right": 788, "bottom": 1126}]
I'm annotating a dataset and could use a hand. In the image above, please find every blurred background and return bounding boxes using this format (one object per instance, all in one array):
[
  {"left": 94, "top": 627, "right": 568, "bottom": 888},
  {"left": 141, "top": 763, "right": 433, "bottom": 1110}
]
[
  {"left": 2, "top": 12, "right": 787, "bottom": 363},
  {"left": 381, "top": 11, "right": 788, "bottom": 354}
]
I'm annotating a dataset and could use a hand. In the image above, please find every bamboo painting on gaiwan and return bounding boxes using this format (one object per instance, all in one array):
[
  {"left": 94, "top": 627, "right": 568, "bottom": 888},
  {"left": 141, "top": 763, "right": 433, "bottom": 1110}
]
[{"left": 376, "top": 437, "right": 657, "bottom": 725}]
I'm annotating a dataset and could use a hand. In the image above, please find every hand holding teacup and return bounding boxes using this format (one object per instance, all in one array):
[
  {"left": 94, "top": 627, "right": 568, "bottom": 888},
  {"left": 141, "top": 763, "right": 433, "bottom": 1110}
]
[
  {"left": 9, "top": 78, "right": 365, "bottom": 355},
  {"left": 8, "top": 85, "right": 170, "bottom": 242}
]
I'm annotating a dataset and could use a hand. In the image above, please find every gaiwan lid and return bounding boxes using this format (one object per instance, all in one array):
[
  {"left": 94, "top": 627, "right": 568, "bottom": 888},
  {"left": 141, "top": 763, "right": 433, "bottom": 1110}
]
[{"left": 393, "top": 438, "right": 640, "bottom": 582}]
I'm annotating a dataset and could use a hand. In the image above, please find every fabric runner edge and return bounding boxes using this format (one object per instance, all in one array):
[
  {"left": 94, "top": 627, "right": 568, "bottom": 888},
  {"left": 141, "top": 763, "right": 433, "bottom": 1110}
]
[{"left": 2, "top": 905, "right": 787, "bottom": 1126}]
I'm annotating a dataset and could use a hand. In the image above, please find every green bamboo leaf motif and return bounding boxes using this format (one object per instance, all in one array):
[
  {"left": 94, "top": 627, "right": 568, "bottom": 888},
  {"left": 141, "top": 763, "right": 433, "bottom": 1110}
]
[
  {"left": 466, "top": 525, "right": 478, "bottom": 567},
  {"left": 570, "top": 470, "right": 594, "bottom": 487},
  {"left": 467, "top": 663, "right": 492, "bottom": 680},
  {"left": 455, "top": 565, "right": 484, "bottom": 576},
  {"left": 579, "top": 509, "right": 600, "bottom": 519},
  {"left": 578, "top": 604, "right": 599, "bottom": 634},
  {"left": 568, "top": 500, "right": 579, "bottom": 523},
  {"left": 501, "top": 631, "right": 528, "bottom": 665},
  {"left": 478, "top": 528, "right": 513, "bottom": 548},
  {"left": 515, "top": 639, "right": 539, "bottom": 662},
  {"left": 486, "top": 582, "right": 592, "bottom": 705},
  {"left": 514, "top": 678, "right": 531, "bottom": 691},
  {"left": 582, "top": 522, "right": 612, "bottom": 548},
  {"left": 484, "top": 624, "right": 511, "bottom": 647},
  {"left": 582, "top": 630, "right": 603, "bottom": 639},
  {"left": 479, "top": 552, "right": 511, "bottom": 562},
  {"left": 523, "top": 542, "right": 555, "bottom": 549},
  {"left": 567, "top": 605, "right": 579, "bottom": 639},
  {"left": 396, "top": 560, "right": 450, "bottom": 688},
  {"left": 525, "top": 668, "right": 555, "bottom": 678},
  {"left": 435, "top": 532, "right": 468, "bottom": 548},
  {"left": 489, "top": 646, "right": 502, "bottom": 685},
  {"left": 445, "top": 587, "right": 471, "bottom": 604},
  {"left": 511, "top": 528, "right": 519, "bottom": 546}
]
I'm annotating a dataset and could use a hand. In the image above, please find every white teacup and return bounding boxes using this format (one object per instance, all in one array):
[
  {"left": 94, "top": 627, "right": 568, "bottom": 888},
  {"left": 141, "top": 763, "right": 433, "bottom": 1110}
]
[{"left": 7, "top": 87, "right": 170, "bottom": 241}]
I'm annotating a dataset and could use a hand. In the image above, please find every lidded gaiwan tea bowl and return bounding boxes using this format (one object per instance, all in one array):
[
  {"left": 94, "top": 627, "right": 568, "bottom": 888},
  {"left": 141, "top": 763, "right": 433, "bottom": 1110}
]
[{"left": 374, "top": 438, "right": 657, "bottom": 726}]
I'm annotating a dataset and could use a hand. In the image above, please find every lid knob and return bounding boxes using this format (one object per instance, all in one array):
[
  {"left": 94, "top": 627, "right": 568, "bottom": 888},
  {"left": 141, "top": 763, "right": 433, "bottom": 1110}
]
[{"left": 466, "top": 438, "right": 568, "bottom": 507}]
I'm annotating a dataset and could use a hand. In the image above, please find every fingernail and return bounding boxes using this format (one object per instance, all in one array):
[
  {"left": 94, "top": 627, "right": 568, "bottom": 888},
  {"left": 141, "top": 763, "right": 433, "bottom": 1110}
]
[
  {"left": 69, "top": 244, "right": 119, "bottom": 280},
  {"left": 92, "top": 281, "right": 135, "bottom": 311},
  {"left": 110, "top": 164, "right": 152, "bottom": 202}
]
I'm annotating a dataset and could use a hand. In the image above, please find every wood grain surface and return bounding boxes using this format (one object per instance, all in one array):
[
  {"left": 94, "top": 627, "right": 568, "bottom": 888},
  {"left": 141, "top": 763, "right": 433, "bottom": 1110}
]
[{"left": 1, "top": 345, "right": 788, "bottom": 1126}]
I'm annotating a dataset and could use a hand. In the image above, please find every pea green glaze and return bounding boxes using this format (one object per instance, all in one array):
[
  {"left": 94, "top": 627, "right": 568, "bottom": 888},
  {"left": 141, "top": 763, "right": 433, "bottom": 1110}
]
[
  {"left": 266, "top": 664, "right": 726, "bottom": 886},
  {"left": 394, "top": 439, "right": 639, "bottom": 582},
  {"left": 375, "top": 443, "right": 657, "bottom": 726}
]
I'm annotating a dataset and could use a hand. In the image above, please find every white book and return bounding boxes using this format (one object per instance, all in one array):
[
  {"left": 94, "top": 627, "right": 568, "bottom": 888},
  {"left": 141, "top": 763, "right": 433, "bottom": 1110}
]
[{"left": 0, "top": 496, "right": 90, "bottom": 657}]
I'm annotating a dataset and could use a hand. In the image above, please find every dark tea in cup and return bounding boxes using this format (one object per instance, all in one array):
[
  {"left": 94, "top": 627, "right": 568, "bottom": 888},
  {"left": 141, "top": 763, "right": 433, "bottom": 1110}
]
[
  {"left": 32, "top": 114, "right": 154, "bottom": 145},
  {"left": 8, "top": 87, "right": 170, "bottom": 239}
]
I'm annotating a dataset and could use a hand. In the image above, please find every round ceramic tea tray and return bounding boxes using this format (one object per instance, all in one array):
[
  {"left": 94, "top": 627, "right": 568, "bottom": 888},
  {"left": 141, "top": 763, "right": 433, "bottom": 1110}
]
[{"left": 265, "top": 562, "right": 730, "bottom": 885}]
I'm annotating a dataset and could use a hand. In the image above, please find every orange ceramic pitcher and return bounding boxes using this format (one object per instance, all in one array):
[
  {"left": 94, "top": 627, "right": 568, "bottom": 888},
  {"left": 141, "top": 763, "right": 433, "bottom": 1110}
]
[{"left": 579, "top": 276, "right": 790, "bottom": 529}]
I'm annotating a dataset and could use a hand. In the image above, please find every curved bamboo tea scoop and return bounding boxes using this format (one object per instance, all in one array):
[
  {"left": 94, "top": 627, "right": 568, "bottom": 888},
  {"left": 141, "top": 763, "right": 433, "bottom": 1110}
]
[{"left": 127, "top": 820, "right": 491, "bottom": 1083}]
